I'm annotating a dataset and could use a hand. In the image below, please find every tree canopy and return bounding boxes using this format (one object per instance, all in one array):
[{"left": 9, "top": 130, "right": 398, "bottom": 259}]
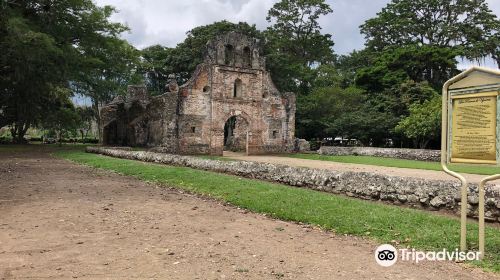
[
  {"left": 360, "top": 0, "right": 500, "bottom": 66},
  {"left": 265, "top": 0, "right": 335, "bottom": 94},
  {"left": 2, "top": 0, "right": 498, "bottom": 148},
  {"left": 0, "top": 0, "right": 138, "bottom": 142},
  {"left": 396, "top": 93, "right": 441, "bottom": 149}
]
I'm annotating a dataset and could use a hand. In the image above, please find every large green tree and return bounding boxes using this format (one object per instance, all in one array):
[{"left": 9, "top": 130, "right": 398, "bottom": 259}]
[
  {"left": 298, "top": 86, "right": 362, "bottom": 139},
  {"left": 0, "top": 11, "right": 68, "bottom": 142},
  {"left": 360, "top": 0, "right": 500, "bottom": 67},
  {"left": 74, "top": 37, "right": 140, "bottom": 138},
  {"left": 265, "top": 0, "right": 335, "bottom": 94},
  {"left": 140, "top": 45, "right": 174, "bottom": 95},
  {"left": 137, "top": 21, "right": 262, "bottom": 87},
  {"left": 396, "top": 94, "right": 441, "bottom": 149},
  {"left": 0, "top": 0, "right": 137, "bottom": 142},
  {"left": 41, "top": 92, "right": 81, "bottom": 147},
  {"left": 356, "top": 45, "right": 459, "bottom": 91},
  {"left": 76, "top": 106, "right": 95, "bottom": 142}
]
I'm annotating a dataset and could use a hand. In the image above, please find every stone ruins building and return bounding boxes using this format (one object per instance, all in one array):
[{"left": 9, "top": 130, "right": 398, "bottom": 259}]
[{"left": 100, "top": 32, "right": 296, "bottom": 155}]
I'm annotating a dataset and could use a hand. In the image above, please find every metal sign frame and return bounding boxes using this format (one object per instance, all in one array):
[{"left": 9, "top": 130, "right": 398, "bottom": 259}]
[{"left": 441, "top": 66, "right": 500, "bottom": 258}]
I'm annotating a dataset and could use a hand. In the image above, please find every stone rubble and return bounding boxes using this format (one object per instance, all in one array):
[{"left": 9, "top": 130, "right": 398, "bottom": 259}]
[{"left": 318, "top": 146, "right": 441, "bottom": 162}]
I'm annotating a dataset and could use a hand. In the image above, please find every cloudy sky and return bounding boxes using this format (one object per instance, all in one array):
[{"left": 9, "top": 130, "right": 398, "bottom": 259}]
[{"left": 94, "top": 0, "right": 500, "bottom": 67}]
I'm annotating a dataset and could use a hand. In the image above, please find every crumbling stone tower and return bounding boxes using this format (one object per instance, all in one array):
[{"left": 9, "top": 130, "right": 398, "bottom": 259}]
[{"left": 100, "top": 32, "right": 296, "bottom": 155}]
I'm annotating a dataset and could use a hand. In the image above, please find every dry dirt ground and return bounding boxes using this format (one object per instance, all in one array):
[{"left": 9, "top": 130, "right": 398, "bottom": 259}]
[
  {"left": 223, "top": 152, "right": 500, "bottom": 186},
  {"left": 1, "top": 148, "right": 499, "bottom": 280}
]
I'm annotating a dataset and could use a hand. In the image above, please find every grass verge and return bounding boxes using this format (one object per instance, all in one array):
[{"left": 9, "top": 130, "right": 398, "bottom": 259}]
[
  {"left": 286, "top": 153, "right": 500, "bottom": 176},
  {"left": 54, "top": 149, "right": 500, "bottom": 272},
  {"left": 197, "top": 155, "right": 237, "bottom": 161}
]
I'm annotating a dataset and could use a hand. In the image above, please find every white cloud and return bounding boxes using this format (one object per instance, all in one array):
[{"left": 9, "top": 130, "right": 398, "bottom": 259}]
[
  {"left": 95, "top": 0, "right": 275, "bottom": 49},
  {"left": 94, "top": 0, "right": 500, "bottom": 66}
]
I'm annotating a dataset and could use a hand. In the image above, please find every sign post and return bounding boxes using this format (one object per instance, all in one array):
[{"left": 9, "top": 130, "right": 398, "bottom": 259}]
[{"left": 441, "top": 66, "right": 500, "bottom": 258}]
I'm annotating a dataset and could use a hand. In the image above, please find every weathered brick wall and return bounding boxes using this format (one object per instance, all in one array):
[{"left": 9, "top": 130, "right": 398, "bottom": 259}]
[
  {"left": 87, "top": 147, "right": 500, "bottom": 223},
  {"left": 100, "top": 32, "right": 296, "bottom": 155},
  {"left": 178, "top": 32, "right": 296, "bottom": 155},
  {"left": 318, "top": 146, "right": 441, "bottom": 162}
]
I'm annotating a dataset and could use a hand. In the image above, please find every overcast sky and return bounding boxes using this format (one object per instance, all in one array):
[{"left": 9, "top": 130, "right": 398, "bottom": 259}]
[{"left": 93, "top": 0, "right": 500, "bottom": 66}]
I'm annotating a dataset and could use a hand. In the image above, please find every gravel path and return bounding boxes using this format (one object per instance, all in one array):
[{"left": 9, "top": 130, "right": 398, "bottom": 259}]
[
  {"left": 223, "top": 152, "right": 500, "bottom": 185},
  {"left": 0, "top": 148, "right": 498, "bottom": 279}
]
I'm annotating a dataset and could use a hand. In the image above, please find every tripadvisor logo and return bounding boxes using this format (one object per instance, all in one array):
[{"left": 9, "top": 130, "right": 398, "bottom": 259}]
[
  {"left": 375, "top": 244, "right": 398, "bottom": 267},
  {"left": 374, "top": 244, "right": 481, "bottom": 267}
]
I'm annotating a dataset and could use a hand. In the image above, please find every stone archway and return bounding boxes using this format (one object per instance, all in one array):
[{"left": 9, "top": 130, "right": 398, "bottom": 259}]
[
  {"left": 224, "top": 115, "right": 249, "bottom": 152},
  {"left": 210, "top": 110, "right": 257, "bottom": 156}
]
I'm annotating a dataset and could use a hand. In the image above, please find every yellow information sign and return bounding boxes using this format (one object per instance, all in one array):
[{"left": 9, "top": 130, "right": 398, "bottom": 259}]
[
  {"left": 450, "top": 92, "right": 498, "bottom": 164},
  {"left": 442, "top": 67, "right": 500, "bottom": 258}
]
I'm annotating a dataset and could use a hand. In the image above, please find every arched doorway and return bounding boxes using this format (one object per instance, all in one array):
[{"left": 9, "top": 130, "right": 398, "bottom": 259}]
[
  {"left": 223, "top": 115, "right": 249, "bottom": 152},
  {"left": 102, "top": 121, "right": 118, "bottom": 145}
]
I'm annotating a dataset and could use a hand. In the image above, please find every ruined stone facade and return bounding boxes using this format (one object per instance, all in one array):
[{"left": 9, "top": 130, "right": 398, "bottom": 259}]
[{"left": 100, "top": 32, "right": 296, "bottom": 155}]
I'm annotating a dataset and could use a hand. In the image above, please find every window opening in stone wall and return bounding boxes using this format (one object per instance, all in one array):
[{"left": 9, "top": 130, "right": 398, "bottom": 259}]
[
  {"left": 233, "top": 79, "right": 242, "bottom": 98},
  {"left": 272, "top": 130, "right": 279, "bottom": 139},
  {"left": 243, "top": 46, "right": 251, "bottom": 67},
  {"left": 225, "top": 44, "right": 234, "bottom": 65}
]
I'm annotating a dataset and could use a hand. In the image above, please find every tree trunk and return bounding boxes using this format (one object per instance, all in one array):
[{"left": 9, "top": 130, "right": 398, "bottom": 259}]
[
  {"left": 92, "top": 100, "right": 102, "bottom": 143},
  {"left": 58, "top": 130, "right": 63, "bottom": 147},
  {"left": 412, "top": 139, "right": 419, "bottom": 149},
  {"left": 10, "top": 121, "right": 29, "bottom": 143},
  {"left": 419, "top": 139, "right": 430, "bottom": 149}
]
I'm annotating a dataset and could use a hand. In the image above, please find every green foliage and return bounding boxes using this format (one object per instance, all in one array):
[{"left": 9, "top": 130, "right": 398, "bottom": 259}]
[
  {"left": 311, "top": 64, "right": 343, "bottom": 88},
  {"left": 361, "top": 81, "right": 442, "bottom": 147},
  {"left": 334, "top": 49, "right": 375, "bottom": 88},
  {"left": 170, "top": 21, "right": 262, "bottom": 83},
  {"left": 140, "top": 45, "right": 174, "bottom": 95},
  {"left": 57, "top": 149, "right": 500, "bottom": 272},
  {"left": 396, "top": 94, "right": 442, "bottom": 149},
  {"left": 136, "top": 21, "right": 262, "bottom": 89},
  {"left": 360, "top": 0, "right": 500, "bottom": 66},
  {"left": 76, "top": 106, "right": 95, "bottom": 141},
  {"left": 297, "top": 86, "right": 363, "bottom": 139},
  {"left": 0, "top": 0, "right": 137, "bottom": 142},
  {"left": 265, "top": 0, "right": 334, "bottom": 66},
  {"left": 356, "top": 45, "right": 459, "bottom": 91},
  {"left": 41, "top": 91, "right": 81, "bottom": 146},
  {"left": 74, "top": 37, "right": 141, "bottom": 131},
  {"left": 265, "top": 0, "right": 335, "bottom": 94}
]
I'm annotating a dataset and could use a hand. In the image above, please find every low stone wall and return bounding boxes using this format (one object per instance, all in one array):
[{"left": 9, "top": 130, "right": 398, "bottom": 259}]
[
  {"left": 318, "top": 146, "right": 441, "bottom": 162},
  {"left": 86, "top": 147, "right": 500, "bottom": 222}
]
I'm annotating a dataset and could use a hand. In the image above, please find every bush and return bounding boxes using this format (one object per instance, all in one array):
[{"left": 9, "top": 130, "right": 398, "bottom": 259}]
[
  {"left": 309, "top": 140, "right": 322, "bottom": 151},
  {"left": 57, "top": 137, "right": 99, "bottom": 144},
  {"left": 0, "top": 136, "right": 12, "bottom": 144},
  {"left": 79, "top": 138, "right": 99, "bottom": 144},
  {"left": 29, "top": 136, "right": 43, "bottom": 142}
]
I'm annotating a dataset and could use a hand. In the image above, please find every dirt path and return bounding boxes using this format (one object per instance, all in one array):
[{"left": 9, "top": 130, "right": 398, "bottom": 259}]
[
  {"left": 223, "top": 152, "right": 500, "bottom": 186},
  {"left": 0, "top": 148, "right": 498, "bottom": 279}
]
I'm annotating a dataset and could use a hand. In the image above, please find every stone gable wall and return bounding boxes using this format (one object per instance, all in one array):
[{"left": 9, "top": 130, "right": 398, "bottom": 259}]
[{"left": 100, "top": 32, "right": 295, "bottom": 155}]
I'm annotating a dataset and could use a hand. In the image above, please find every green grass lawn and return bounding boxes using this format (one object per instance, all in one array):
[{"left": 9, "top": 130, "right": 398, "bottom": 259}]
[
  {"left": 0, "top": 143, "right": 95, "bottom": 153},
  {"left": 286, "top": 153, "right": 500, "bottom": 176},
  {"left": 52, "top": 148, "right": 500, "bottom": 272},
  {"left": 197, "top": 155, "right": 237, "bottom": 161}
]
